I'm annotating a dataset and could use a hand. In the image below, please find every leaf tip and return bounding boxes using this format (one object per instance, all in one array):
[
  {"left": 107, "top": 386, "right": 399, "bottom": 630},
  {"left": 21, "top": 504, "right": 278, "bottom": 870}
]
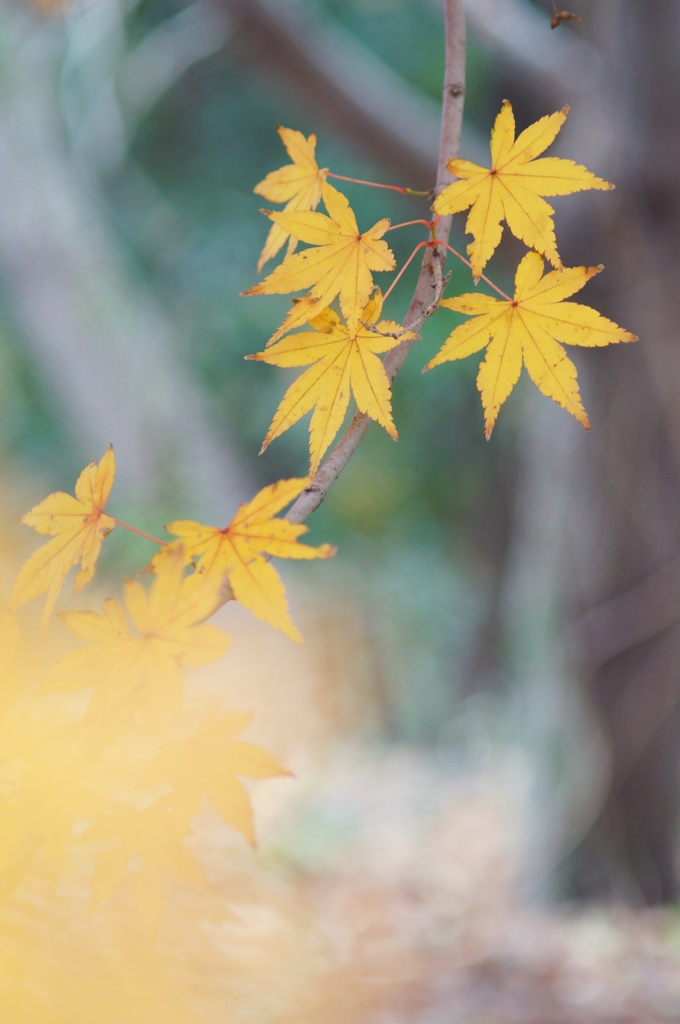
[{"left": 484, "top": 413, "right": 498, "bottom": 441}]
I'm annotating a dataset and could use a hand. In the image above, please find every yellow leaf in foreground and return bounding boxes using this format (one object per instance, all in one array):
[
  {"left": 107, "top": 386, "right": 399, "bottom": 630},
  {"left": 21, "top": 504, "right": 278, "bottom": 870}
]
[
  {"left": 242, "top": 182, "right": 395, "bottom": 342},
  {"left": 425, "top": 252, "right": 637, "bottom": 438},
  {"left": 86, "top": 799, "right": 208, "bottom": 934},
  {"left": 0, "top": 710, "right": 118, "bottom": 893},
  {"left": 0, "top": 609, "right": 21, "bottom": 715},
  {"left": 248, "top": 292, "right": 417, "bottom": 472},
  {"left": 45, "top": 550, "right": 230, "bottom": 723},
  {"left": 10, "top": 446, "right": 116, "bottom": 626},
  {"left": 433, "top": 101, "right": 613, "bottom": 278},
  {"left": 254, "top": 126, "right": 328, "bottom": 272},
  {"left": 139, "top": 711, "right": 290, "bottom": 845},
  {"left": 159, "top": 478, "right": 336, "bottom": 643}
]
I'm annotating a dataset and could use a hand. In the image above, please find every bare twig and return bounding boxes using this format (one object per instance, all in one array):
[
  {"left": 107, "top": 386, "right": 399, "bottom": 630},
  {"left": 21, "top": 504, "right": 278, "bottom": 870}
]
[{"left": 285, "top": 0, "right": 466, "bottom": 526}]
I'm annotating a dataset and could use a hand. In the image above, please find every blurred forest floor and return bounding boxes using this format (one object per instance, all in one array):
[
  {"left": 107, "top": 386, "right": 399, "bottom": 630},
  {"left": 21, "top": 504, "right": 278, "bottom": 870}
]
[
  {"left": 248, "top": 747, "right": 680, "bottom": 1024},
  {"left": 4, "top": 736, "right": 680, "bottom": 1023}
]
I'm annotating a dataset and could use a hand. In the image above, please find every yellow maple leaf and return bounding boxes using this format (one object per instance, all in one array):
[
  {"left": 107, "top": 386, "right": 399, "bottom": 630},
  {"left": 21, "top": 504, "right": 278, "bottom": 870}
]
[
  {"left": 248, "top": 291, "right": 417, "bottom": 472},
  {"left": 0, "top": 714, "right": 109, "bottom": 892},
  {"left": 242, "top": 182, "right": 396, "bottom": 343},
  {"left": 139, "top": 710, "right": 290, "bottom": 845},
  {"left": 0, "top": 609, "right": 21, "bottom": 716},
  {"left": 157, "top": 478, "right": 336, "bottom": 643},
  {"left": 424, "top": 251, "right": 637, "bottom": 438},
  {"left": 85, "top": 798, "right": 208, "bottom": 934},
  {"left": 433, "top": 101, "right": 613, "bottom": 278},
  {"left": 10, "top": 446, "right": 116, "bottom": 627},
  {"left": 44, "top": 550, "right": 230, "bottom": 724},
  {"left": 254, "top": 126, "right": 328, "bottom": 272}
]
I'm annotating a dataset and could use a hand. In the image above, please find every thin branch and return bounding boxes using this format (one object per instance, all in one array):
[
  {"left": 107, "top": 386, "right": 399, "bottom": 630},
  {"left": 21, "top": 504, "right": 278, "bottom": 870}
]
[{"left": 285, "top": 0, "right": 466, "bottom": 527}]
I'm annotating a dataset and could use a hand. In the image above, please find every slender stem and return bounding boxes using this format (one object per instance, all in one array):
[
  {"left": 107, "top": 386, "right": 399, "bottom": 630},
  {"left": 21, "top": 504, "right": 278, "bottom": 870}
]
[
  {"left": 438, "top": 241, "right": 513, "bottom": 301},
  {"left": 327, "top": 171, "right": 429, "bottom": 196},
  {"left": 382, "top": 241, "right": 430, "bottom": 303},
  {"left": 386, "top": 219, "right": 436, "bottom": 233},
  {"left": 110, "top": 518, "right": 166, "bottom": 546},
  {"left": 285, "top": 0, "right": 466, "bottom": 527}
]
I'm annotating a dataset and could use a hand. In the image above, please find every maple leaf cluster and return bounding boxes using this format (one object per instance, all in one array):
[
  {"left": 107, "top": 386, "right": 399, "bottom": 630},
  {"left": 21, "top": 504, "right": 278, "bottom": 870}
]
[
  {"left": 3, "top": 448, "right": 331, "bottom": 928},
  {"left": 245, "top": 105, "right": 635, "bottom": 448}
]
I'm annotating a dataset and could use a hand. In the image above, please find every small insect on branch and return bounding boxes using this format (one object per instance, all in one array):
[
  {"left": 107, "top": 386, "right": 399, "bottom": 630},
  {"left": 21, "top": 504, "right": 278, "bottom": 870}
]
[{"left": 550, "top": 2, "right": 582, "bottom": 30}]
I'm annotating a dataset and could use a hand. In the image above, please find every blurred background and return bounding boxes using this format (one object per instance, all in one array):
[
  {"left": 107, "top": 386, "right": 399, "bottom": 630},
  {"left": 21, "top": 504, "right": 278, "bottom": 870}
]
[{"left": 3, "top": 0, "right": 680, "bottom": 1020}]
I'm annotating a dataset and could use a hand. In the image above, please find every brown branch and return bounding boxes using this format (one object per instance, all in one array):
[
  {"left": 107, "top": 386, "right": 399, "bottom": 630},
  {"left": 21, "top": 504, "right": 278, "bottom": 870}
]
[
  {"left": 211, "top": 0, "right": 466, "bottom": 615},
  {"left": 285, "top": 0, "right": 466, "bottom": 527}
]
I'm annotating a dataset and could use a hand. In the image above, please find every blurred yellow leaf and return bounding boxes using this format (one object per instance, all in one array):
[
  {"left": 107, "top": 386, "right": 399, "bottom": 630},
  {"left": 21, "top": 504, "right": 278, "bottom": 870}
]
[
  {"left": 243, "top": 182, "right": 395, "bottom": 342},
  {"left": 86, "top": 798, "right": 208, "bottom": 934},
  {"left": 254, "top": 126, "right": 328, "bottom": 272},
  {"left": 0, "top": 715, "right": 108, "bottom": 892},
  {"left": 425, "top": 251, "right": 637, "bottom": 437},
  {"left": 433, "top": 101, "right": 613, "bottom": 278},
  {"left": 0, "top": 609, "right": 21, "bottom": 715},
  {"left": 10, "top": 447, "right": 116, "bottom": 627},
  {"left": 140, "top": 710, "right": 290, "bottom": 844},
  {"left": 45, "top": 550, "right": 230, "bottom": 724}
]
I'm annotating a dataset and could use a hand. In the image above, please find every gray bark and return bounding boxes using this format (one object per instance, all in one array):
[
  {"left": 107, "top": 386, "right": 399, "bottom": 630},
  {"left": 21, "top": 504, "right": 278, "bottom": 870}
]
[{"left": 510, "top": 0, "right": 680, "bottom": 904}]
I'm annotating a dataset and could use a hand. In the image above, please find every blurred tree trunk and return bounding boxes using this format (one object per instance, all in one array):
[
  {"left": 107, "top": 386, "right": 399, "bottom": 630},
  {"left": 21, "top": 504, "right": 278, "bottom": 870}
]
[
  {"left": 512, "top": 0, "right": 680, "bottom": 905},
  {"left": 562, "top": 0, "right": 680, "bottom": 905},
  {"left": 0, "top": 4, "right": 252, "bottom": 514}
]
